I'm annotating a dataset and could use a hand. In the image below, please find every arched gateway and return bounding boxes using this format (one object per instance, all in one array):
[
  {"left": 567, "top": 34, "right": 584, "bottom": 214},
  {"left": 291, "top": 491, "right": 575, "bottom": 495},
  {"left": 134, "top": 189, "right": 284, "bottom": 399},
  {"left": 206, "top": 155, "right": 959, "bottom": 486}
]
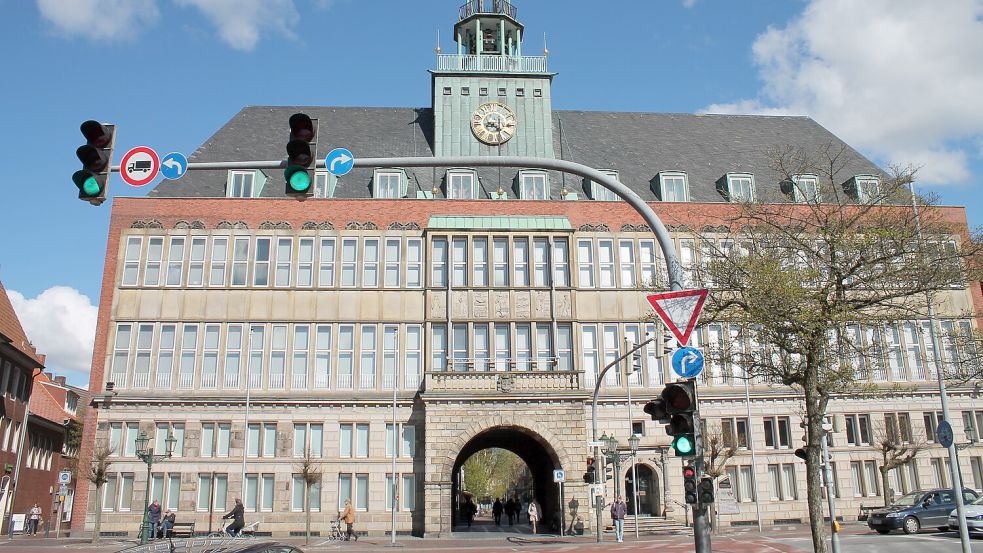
[{"left": 422, "top": 403, "right": 590, "bottom": 536}]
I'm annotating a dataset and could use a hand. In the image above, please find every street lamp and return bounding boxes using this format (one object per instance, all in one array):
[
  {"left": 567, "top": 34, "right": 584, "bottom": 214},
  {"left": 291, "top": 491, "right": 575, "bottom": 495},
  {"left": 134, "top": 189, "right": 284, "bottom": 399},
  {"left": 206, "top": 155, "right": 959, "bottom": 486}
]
[
  {"left": 136, "top": 431, "right": 176, "bottom": 544},
  {"left": 603, "top": 435, "right": 622, "bottom": 500},
  {"left": 628, "top": 434, "right": 641, "bottom": 537}
]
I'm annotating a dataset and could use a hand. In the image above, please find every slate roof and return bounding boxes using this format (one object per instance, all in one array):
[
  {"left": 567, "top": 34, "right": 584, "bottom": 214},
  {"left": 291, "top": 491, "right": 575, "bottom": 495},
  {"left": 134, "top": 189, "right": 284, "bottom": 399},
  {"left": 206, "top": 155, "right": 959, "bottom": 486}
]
[
  {"left": 149, "top": 106, "right": 884, "bottom": 202},
  {"left": 0, "top": 281, "right": 44, "bottom": 367}
]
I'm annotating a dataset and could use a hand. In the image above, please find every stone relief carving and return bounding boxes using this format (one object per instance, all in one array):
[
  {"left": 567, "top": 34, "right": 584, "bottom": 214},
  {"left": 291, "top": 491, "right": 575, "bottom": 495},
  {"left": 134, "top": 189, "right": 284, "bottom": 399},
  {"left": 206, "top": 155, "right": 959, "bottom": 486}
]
[
  {"left": 174, "top": 220, "right": 206, "bottom": 229},
  {"left": 346, "top": 221, "right": 379, "bottom": 230},
  {"left": 259, "top": 221, "right": 292, "bottom": 230},
  {"left": 430, "top": 293, "right": 446, "bottom": 319},
  {"left": 216, "top": 220, "right": 249, "bottom": 229},
  {"left": 130, "top": 219, "right": 163, "bottom": 229},
  {"left": 388, "top": 222, "right": 422, "bottom": 231},
  {"left": 301, "top": 221, "right": 336, "bottom": 230},
  {"left": 494, "top": 292, "right": 510, "bottom": 319},
  {"left": 667, "top": 224, "right": 692, "bottom": 232},
  {"left": 453, "top": 292, "right": 468, "bottom": 318},
  {"left": 620, "top": 224, "right": 651, "bottom": 233},
  {"left": 555, "top": 292, "right": 572, "bottom": 318},
  {"left": 515, "top": 292, "right": 530, "bottom": 318},
  {"left": 534, "top": 291, "right": 551, "bottom": 318},
  {"left": 578, "top": 223, "right": 611, "bottom": 232},
  {"left": 473, "top": 293, "right": 488, "bottom": 318}
]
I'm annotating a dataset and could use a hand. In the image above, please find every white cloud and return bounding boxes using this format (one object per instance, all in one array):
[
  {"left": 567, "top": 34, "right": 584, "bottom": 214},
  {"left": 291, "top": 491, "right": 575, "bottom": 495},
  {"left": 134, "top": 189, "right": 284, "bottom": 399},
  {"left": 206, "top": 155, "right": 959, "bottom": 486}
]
[
  {"left": 175, "top": 0, "right": 299, "bottom": 51},
  {"left": 37, "top": 0, "right": 159, "bottom": 40},
  {"left": 682, "top": 0, "right": 698, "bottom": 7},
  {"left": 8, "top": 287, "right": 97, "bottom": 382},
  {"left": 702, "top": 0, "right": 983, "bottom": 186}
]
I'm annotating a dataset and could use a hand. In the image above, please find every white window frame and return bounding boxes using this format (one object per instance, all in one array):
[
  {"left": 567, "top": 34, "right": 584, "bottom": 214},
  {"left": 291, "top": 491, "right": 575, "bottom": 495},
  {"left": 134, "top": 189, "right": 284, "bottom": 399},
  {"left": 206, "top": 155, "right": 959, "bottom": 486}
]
[
  {"left": 122, "top": 236, "right": 142, "bottom": 286},
  {"left": 658, "top": 172, "right": 689, "bottom": 202},
  {"left": 854, "top": 175, "right": 880, "bottom": 204},
  {"left": 792, "top": 174, "right": 820, "bottom": 203},
  {"left": 374, "top": 170, "right": 402, "bottom": 199},
  {"left": 590, "top": 170, "right": 619, "bottom": 201},
  {"left": 228, "top": 171, "right": 256, "bottom": 198},
  {"left": 726, "top": 173, "right": 755, "bottom": 202},
  {"left": 519, "top": 170, "right": 549, "bottom": 200},
  {"left": 447, "top": 170, "right": 477, "bottom": 199}
]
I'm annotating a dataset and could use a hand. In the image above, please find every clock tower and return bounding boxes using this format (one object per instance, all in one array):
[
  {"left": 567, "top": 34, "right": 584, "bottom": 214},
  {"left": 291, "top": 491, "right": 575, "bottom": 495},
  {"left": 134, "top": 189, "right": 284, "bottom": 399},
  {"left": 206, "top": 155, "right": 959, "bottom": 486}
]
[{"left": 432, "top": 1, "right": 555, "bottom": 157}]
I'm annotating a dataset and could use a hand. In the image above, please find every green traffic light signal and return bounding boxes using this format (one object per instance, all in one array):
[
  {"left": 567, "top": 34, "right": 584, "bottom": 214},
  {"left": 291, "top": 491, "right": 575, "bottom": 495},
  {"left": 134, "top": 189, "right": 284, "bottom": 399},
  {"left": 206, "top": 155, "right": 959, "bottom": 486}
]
[
  {"left": 73, "top": 170, "right": 103, "bottom": 197},
  {"left": 672, "top": 435, "right": 694, "bottom": 455},
  {"left": 285, "top": 166, "right": 312, "bottom": 192}
]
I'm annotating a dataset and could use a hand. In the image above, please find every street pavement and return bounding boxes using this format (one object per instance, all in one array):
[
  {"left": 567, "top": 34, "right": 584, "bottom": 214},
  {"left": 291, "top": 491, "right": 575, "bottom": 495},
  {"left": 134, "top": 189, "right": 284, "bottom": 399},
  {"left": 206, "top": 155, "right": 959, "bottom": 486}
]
[{"left": 0, "top": 523, "right": 980, "bottom": 552}]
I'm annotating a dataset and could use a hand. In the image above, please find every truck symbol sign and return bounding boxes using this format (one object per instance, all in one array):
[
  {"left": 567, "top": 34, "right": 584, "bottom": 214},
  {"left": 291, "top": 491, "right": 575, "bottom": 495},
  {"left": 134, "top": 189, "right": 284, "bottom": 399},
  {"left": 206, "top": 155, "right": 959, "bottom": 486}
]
[{"left": 127, "top": 160, "right": 153, "bottom": 173}]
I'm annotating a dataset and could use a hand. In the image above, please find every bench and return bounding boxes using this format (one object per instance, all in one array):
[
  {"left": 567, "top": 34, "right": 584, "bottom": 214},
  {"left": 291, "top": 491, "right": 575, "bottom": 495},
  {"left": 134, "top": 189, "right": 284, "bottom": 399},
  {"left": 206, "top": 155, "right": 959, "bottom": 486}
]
[
  {"left": 168, "top": 522, "right": 195, "bottom": 538},
  {"left": 858, "top": 504, "right": 879, "bottom": 521}
]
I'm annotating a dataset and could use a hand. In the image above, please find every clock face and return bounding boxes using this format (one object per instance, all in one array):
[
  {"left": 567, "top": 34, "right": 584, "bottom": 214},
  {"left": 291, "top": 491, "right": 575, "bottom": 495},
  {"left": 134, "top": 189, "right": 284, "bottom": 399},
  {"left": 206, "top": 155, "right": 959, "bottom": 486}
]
[{"left": 471, "top": 102, "right": 517, "bottom": 145}]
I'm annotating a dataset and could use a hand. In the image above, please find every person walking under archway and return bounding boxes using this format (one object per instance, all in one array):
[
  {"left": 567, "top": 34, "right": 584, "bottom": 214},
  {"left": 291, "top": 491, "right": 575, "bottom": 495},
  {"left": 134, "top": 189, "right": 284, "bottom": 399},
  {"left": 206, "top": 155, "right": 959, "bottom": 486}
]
[
  {"left": 527, "top": 500, "right": 539, "bottom": 534},
  {"left": 493, "top": 498, "right": 503, "bottom": 525}
]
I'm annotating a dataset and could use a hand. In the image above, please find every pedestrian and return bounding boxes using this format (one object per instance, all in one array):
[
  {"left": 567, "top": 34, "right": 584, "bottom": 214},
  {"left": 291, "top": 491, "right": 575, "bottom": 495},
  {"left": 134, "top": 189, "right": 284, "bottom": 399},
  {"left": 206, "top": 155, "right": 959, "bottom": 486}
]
[
  {"left": 527, "top": 500, "right": 539, "bottom": 534},
  {"left": 340, "top": 499, "right": 357, "bottom": 541},
  {"left": 463, "top": 497, "right": 476, "bottom": 528},
  {"left": 505, "top": 498, "right": 516, "bottom": 526},
  {"left": 160, "top": 510, "right": 176, "bottom": 538},
  {"left": 28, "top": 503, "right": 41, "bottom": 536},
  {"left": 611, "top": 495, "right": 627, "bottom": 543},
  {"left": 222, "top": 498, "right": 245, "bottom": 536},
  {"left": 147, "top": 499, "right": 162, "bottom": 540},
  {"left": 492, "top": 498, "right": 503, "bottom": 525}
]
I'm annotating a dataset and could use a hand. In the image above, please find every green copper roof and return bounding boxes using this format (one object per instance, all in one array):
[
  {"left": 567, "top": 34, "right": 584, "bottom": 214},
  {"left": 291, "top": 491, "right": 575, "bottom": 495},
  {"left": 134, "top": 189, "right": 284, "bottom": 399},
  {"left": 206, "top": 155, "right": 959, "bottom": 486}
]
[{"left": 427, "top": 215, "right": 572, "bottom": 231}]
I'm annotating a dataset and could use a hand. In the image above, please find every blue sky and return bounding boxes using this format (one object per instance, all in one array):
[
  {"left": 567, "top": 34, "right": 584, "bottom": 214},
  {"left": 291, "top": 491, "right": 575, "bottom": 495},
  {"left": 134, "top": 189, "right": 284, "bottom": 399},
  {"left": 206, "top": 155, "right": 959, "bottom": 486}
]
[{"left": 1, "top": 0, "right": 981, "bottom": 385}]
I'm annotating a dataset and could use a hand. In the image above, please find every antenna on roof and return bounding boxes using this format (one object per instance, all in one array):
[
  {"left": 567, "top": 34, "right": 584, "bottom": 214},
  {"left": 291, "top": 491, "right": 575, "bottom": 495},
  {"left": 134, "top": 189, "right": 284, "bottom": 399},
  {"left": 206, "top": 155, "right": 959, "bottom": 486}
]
[
  {"left": 543, "top": 32, "right": 549, "bottom": 56},
  {"left": 435, "top": 29, "right": 441, "bottom": 54}
]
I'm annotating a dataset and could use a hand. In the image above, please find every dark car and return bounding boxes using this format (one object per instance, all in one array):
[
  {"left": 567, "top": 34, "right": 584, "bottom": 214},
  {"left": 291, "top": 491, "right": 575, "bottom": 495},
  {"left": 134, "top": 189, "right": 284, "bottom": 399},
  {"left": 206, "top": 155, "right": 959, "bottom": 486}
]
[{"left": 868, "top": 488, "right": 980, "bottom": 534}]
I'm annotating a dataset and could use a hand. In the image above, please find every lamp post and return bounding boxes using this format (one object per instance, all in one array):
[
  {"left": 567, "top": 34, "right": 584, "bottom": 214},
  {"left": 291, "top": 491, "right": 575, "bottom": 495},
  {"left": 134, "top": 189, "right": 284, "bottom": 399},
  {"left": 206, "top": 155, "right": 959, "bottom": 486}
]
[
  {"left": 135, "top": 431, "right": 176, "bottom": 544},
  {"left": 628, "top": 434, "right": 640, "bottom": 538}
]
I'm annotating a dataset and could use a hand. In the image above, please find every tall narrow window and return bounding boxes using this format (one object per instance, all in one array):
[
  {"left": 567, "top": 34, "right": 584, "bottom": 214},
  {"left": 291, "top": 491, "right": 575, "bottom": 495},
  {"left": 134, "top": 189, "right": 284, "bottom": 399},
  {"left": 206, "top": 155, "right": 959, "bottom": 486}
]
[
  {"left": 473, "top": 238, "right": 488, "bottom": 287},
  {"left": 122, "top": 236, "right": 142, "bottom": 286},
  {"left": 553, "top": 238, "right": 570, "bottom": 287},
  {"left": 533, "top": 238, "right": 550, "bottom": 286},
  {"left": 144, "top": 237, "right": 164, "bottom": 286},
  {"left": 179, "top": 324, "right": 198, "bottom": 389},
  {"left": 452, "top": 324, "right": 468, "bottom": 371},
  {"left": 210, "top": 237, "right": 228, "bottom": 286},
  {"left": 452, "top": 238, "right": 468, "bottom": 287},
  {"left": 363, "top": 238, "right": 380, "bottom": 287},
  {"left": 314, "top": 324, "right": 332, "bottom": 389},
  {"left": 406, "top": 238, "right": 423, "bottom": 288},
  {"left": 133, "top": 323, "right": 153, "bottom": 388},
  {"left": 355, "top": 424, "right": 369, "bottom": 458},
  {"left": 385, "top": 238, "right": 401, "bottom": 288},
  {"left": 248, "top": 324, "right": 264, "bottom": 389},
  {"left": 515, "top": 324, "right": 532, "bottom": 371},
  {"left": 201, "top": 324, "right": 220, "bottom": 389},
  {"left": 577, "top": 240, "right": 595, "bottom": 288},
  {"left": 231, "top": 237, "right": 249, "bottom": 287},
  {"left": 165, "top": 237, "right": 185, "bottom": 286},
  {"left": 582, "top": 324, "right": 599, "bottom": 385},
  {"left": 598, "top": 240, "right": 615, "bottom": 288},
  {"left": 341, "top": 238, "right": 358, "bottom": 287},
  {"left": 318, "top": 238, "right": 336, "bottom": 287},
  {"left": 639, "top": 240, "right": 660, "bottom": 288},
  {"left": 253, "top": 237, "right": 271, "bottom": 286},
  {"left": 902, "top": 322, "right": 925, "bottom": 380},
  {"left": 431, "top": 324, "right": 447, "bottom": 372},
  {"left": 269, "top": 325, "right": 287, "bottom": 389},
  {"left": 224, "top": 324, "right": 242, "bottom": 389},
  {"left": 536, "top": 324, "right": 552, "bottom": 371},
  {"left": 292, "top": 324, "right": 309, "bottom": 389},
  {"left": 297, "top": 238, "right": 314, "bottom": 287},
  {"left": 405, "top": 325, "right": 422, "bottom": 388},
  {"left": 556, "top": 324, "right": 573, "bottom": 371},
  {"left": 360, "top": 325, "right": 377, "bottom": 389},
  {"left": 432, "top": 238, "right": 448, "bottom": 288},
  {"left": 156, "top": 324, "right": 175, "bottom": 388},
  {"left": 493, "top": 238, "right": 509, "bottom": 286},
  {"left": 337, "top": 325, "right": 354, "bottom": 389},
  {"left": 474, "top": 324, "right": 490, "bottom": 372},
  {"left": 494, "top": 324, "right": 510, "bottom": 372},
  {"left": 382, "top": 325, "right": 399, "bottom": 389},
  {"left": 618, "top": 240, "right": 635, "bottom": 288},
  {"left": 188, "top": 237, "right": 206, "bottom": 286},
  {"left": 275, "top": 238, "right": 292, "bottom": 287},
  {"left": 513, "top": 238, "right": 529, "bottom": 286}
]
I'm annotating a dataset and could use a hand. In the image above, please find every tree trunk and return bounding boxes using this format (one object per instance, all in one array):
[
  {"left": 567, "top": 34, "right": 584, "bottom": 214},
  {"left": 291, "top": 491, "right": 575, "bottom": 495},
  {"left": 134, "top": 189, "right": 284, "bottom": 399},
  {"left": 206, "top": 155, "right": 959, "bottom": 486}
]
[
  {"left": 91, "top": 484, "right": 103, "bottom": 543},
  {"left": 880, "top": 466, "right": 892, "bottom": 507},
  {"left": 305, "top": 484, "right": 311, "bottom": 545},
  {"left": 803, "top": 379, "right": 828, "bottom": 553}
]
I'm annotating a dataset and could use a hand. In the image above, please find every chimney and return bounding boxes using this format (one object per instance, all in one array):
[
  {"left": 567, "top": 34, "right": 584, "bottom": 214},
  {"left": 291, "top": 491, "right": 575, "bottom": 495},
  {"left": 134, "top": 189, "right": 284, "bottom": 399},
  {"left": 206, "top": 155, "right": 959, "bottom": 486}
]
[
  {"left": 44, "top": 372, "right": 54, "bottom": 381},
  {"left": 37, "top": 354, "right": 45, "bottom": 365},
  {"left": 54, "top": 376, "right": 66, "bottom": 386}
]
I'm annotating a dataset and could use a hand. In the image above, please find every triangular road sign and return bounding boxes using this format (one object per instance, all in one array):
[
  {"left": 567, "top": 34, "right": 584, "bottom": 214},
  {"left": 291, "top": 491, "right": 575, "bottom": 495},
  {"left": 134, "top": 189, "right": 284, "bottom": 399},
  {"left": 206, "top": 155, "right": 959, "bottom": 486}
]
[{"left": 645, "top": 289, "right": 709, "bottom": 346}]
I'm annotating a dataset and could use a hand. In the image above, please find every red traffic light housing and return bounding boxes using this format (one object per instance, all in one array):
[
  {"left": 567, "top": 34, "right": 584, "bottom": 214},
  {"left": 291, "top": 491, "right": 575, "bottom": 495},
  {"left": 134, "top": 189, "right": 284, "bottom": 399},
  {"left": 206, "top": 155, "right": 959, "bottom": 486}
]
[
  {"left": 73, "top": 120, "right": 115, "bottom": 205},
  {"left": 284, "top": 113, "right": 317, "bottom": 198},
  {"left": 583, "top": 456, "right": 596, "bottom": 483},
  {"left": 643, "top": 398, "right": 669, "bottom": 423},
  {"left": 683, "top": 464, "right": 698, "bottom": 504},
  {"left": 663, "top": 380, "right": 695, "bottom": 414}
]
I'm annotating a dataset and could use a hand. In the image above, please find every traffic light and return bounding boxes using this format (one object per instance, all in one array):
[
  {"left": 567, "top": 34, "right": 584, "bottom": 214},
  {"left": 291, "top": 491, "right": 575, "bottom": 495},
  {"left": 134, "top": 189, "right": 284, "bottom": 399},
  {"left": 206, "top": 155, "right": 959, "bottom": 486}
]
[
  {"left": 604, "top": 458, "right": 614, "bottom": 480},
  {"left": 698, "top": 477, "right": 714, "bottom": 504},
  {"left": 662, "top": 330, "right": 676, "bottom": 355},
  {"left": 583, "top": 457, "right": 596, "bottom": 483},
  {"left": 683, "top": 464, "right": 698, "bottom": 504},
  {"left": 73, "top": 120, "right": 115, "bottom": 205},
  {"left": 794, "top": 447, "right": 811, "bottom": 461},
  {"left": 629, "top": 349, "right": 642, "bottom": 374},
  {"left": 643, "top": 396, "right": 669, "bottom": 423},
  {"left": 662, "top": 380, "right": 697, "bottom": 457},
  {"left": 284, "top": 113, "right": 317, "bottom": 198}
]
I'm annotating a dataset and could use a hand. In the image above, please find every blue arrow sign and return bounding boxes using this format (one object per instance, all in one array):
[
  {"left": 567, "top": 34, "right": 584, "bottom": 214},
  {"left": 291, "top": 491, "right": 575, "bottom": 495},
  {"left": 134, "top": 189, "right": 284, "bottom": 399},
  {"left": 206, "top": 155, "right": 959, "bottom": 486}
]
[
  {"left": 325, "top": 148, "right": 355, "bottom": 176},
  {"left": 159, "top": 152, "right": 188, "bottom": 180},
  {"left": 672, "top": 347, "right": 705, "bottom": 379}
]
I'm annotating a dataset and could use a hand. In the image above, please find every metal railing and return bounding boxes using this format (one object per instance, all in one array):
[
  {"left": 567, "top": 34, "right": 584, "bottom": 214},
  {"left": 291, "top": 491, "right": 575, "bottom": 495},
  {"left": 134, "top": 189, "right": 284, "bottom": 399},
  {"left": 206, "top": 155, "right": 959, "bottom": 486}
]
[
  {"left": 436, "top": 54, "right": 548, "bottom": 73},
  {"left": 459, "top": 0, "right": 517, "bottom": 20},
  {"left": 426, "top": 361, "right": 582, "bottom": 392}
]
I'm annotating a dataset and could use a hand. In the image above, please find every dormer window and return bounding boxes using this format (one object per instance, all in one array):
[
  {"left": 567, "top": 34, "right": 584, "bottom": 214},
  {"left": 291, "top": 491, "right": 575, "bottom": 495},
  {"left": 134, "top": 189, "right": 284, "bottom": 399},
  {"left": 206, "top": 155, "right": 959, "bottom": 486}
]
[
  {"left": 227, "top": 170, "right": 256, "bottom": 198},
  {"left": 792, "top": 174, "right": 819, "bottom": 203},
  {"left": 373, "top": 169, "right": 405, "bottom": 199},
  {"left": 725, "top": 173, "right": 755, "bottom": 202},
  {"left": 656, "top": 171, "right": 689, "bottom": 202},
  {"left": 589, "top": 170, "right": 619, "bottom": 201},
  {"left": 447, "top": 169, "right": 477, "bottom": 199},
  {"left": 518, "top": 170, "right": 549, "bottom": 200},
  {"left": 314, "top": 172, "right": 335, "bottom": 198},
  {"left": 853, "top": 175, "right": 880, "bottom": 204}
]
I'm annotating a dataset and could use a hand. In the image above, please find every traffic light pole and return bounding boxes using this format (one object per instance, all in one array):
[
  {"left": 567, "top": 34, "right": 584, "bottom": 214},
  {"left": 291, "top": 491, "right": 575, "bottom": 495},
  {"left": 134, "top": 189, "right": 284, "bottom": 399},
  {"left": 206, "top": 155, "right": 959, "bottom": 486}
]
[
  {"left": 590, "top": 337, "right": 654, "bottom": 542},
  {"left": 691, "top": 385, "right": 712, "bottom": 553}
]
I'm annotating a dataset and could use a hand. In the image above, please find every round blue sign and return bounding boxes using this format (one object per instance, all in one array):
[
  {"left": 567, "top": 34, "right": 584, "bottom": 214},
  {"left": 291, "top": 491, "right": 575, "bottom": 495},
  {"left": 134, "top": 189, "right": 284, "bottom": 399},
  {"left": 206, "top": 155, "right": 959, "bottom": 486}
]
[
  {"left": 159, "top": 152, "right": 188, "bottom": 180},
  {"left": 937, "top": 420, "right": 954, "bottom": 448},
  {"left": 672, "top": 347, "right": 705, "bottom": 379},
  {"left": 325, "top": 148, "right": 355, "bottom": 176}
]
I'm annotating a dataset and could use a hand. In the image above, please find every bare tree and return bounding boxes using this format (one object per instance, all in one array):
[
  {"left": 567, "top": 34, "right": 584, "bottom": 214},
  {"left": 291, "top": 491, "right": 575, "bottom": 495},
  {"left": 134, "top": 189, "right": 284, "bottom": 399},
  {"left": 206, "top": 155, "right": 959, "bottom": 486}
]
[
  {"left": 692, "top": 142, "right": 983, "bottom": 553},
  {"left": 295, "top": 449, "right": 322, "bottom": 545},
  {"left": 872, "top": 424, "right": 928, "bottom": 507},
  {"left": 700, "top": 423, "right": 735, "bottom": 533},
  {"left": 85, "top": 442, "right": 114, "bottom": 543}
]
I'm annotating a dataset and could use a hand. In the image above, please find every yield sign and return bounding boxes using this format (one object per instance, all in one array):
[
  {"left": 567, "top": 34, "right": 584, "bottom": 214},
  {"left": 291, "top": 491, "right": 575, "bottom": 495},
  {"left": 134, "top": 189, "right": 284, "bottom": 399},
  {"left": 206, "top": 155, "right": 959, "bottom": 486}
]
[{"left": 645, "top": 289, "right": 709, "bottom": 346}]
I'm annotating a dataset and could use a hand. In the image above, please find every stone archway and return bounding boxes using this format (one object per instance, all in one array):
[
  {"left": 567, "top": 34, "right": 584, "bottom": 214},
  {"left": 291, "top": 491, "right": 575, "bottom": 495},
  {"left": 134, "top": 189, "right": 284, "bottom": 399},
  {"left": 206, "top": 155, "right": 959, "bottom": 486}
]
[
  {"left": 423, "top": 405, "right": 588, "bottom": 536},
  {"left": 626, "top": 463, "right": 660, "bottom": 516}
]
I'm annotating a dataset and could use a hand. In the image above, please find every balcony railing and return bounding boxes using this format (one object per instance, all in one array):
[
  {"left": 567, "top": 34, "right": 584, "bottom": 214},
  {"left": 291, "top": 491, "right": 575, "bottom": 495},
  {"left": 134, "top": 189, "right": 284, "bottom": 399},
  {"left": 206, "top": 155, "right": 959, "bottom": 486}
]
[
  {"left": 459, "top": 0, "right": 517, "bottom": 20},
  {"left": 426, "top": 359, "right": 582, "bottom": 392},
  {"left": 436, "top": 54, "right": 548, "bottom": 74}
]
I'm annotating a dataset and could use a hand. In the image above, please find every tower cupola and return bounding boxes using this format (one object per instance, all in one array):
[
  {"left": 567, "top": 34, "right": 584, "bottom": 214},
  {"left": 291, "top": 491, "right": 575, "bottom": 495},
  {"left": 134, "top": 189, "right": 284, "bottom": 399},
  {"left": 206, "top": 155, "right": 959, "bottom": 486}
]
[{"left": 454, "top": 0, "right": 523, "bottom": 57}]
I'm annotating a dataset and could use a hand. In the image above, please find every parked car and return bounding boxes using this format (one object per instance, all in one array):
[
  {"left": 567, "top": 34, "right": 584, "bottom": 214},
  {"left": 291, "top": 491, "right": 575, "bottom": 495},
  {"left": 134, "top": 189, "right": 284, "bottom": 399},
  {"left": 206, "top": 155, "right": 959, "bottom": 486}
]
[
  {"left": 867, "top": 488, "right": 980, "bottom": 534},
  {"left": 948, "top": 494, "right": 983, "bottom": 536}
]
